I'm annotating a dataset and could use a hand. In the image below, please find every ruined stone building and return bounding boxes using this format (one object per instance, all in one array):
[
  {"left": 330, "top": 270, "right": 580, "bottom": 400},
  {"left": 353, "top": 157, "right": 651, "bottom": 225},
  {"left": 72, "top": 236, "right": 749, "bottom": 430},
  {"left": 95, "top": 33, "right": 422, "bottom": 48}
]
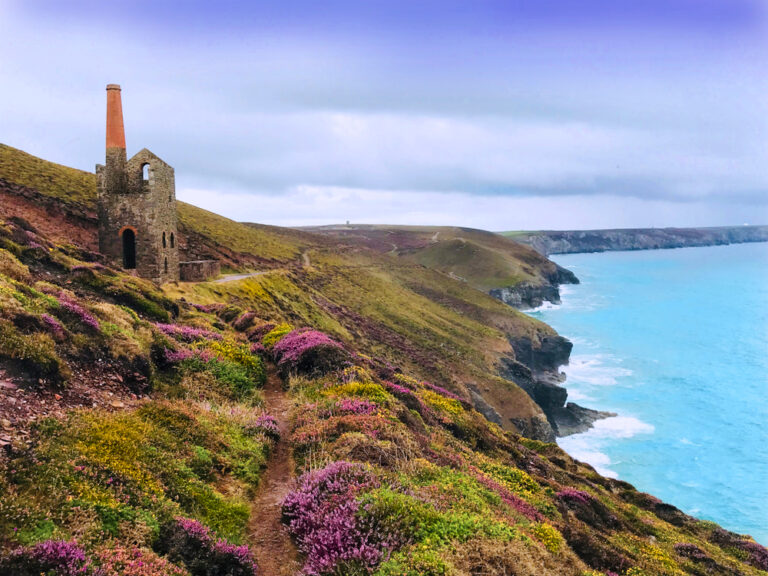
[{"left": 96, "top": 84, "right": 180, "bottom": 283}]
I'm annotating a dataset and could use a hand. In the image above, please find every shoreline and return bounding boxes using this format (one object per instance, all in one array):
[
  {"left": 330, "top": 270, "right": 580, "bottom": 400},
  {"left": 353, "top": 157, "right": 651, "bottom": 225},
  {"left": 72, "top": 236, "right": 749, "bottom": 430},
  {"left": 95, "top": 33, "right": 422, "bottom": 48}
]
[
  {"left": 510, "top": 225, "right": 768, "bottom": 257},
  {"left": 531, "top": 244, "right": 768, "bottom": 545},
  {"left": 524, "top": 267, "right": 647, "bottom": 452}
]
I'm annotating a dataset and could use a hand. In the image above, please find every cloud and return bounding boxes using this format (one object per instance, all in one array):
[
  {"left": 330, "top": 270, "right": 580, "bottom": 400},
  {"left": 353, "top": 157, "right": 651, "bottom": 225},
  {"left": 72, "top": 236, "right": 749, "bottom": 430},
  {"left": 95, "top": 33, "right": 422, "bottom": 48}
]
[
  {"left": 181, "top": 185, "right": 764, "bottom": 230},
  {"left": 1, "top": 0, "right": 767, "bottom": 228}
]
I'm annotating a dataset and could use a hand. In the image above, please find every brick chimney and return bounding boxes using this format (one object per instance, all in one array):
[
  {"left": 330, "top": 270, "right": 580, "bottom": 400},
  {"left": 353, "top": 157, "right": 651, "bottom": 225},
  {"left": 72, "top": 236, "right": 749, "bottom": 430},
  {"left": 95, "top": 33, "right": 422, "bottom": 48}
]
[
  {"left": 104, "top": 84, "right": 127, "bottom": 192},
  {"left": 106, "top": 84, "right": 126, "bottom": 150}
]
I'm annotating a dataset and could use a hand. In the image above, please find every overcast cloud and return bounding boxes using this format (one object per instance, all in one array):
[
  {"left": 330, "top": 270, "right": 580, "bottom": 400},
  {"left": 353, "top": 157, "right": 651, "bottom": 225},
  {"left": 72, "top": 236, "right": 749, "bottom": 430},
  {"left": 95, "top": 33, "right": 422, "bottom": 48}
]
[{"left": 1, "top": 0, "right": 767, "bottom": 229}]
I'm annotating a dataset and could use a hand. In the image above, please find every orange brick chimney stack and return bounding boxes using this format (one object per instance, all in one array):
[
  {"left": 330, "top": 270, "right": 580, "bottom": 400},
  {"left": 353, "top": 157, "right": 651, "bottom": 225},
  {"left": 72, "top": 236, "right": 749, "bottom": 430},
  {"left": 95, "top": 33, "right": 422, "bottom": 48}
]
[
  {"left": 103, "top": 84, "right": 127, "bottom": 196},
  {"left": 105, "top": 84, "right": 126, "bottom": 150}
]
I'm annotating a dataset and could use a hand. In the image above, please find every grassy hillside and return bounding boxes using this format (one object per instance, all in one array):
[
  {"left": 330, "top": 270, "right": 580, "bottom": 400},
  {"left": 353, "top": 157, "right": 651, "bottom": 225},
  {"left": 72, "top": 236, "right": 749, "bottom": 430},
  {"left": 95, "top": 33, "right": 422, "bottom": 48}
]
[
  {"left": 177, "top": 202, "right": 311, "bottom": 266},
  {"left": 305, "top": 224, "right": 572, "bottom": 293},
  {"left": 1, "top": 213, "right": 766, "bottom": 575},
  {"left": 0, "top": 143, "right": 98, "bottom": 209},
  {"left": 2, "top": 144, "right": 766, "bottom": 575},
  {"left": 0, "top": 142, "right": 555, "bottom": 436}
]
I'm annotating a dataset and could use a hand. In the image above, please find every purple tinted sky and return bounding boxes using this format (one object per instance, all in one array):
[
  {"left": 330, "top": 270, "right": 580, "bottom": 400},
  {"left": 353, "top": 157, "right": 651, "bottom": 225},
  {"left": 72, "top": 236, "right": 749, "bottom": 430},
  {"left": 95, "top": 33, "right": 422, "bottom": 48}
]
[{"left": 1, "top": 0, "right": 766, "bottom": 229}]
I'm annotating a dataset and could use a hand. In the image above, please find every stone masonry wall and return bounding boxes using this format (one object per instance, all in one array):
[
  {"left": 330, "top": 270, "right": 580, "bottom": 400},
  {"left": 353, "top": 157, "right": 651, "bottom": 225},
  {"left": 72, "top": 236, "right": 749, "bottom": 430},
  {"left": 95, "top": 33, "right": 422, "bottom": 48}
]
[
  {"left": 179, "top": 260, "right": 220, "bottom": 282},
  {"left": 97, "top": 148, "right": 180, "bottom": 283}
]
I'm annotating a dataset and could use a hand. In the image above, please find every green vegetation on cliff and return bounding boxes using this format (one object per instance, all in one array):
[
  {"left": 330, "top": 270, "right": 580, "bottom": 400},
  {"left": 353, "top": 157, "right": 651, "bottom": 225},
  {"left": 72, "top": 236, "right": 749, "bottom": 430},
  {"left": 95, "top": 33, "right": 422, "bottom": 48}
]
[{"left": 0, "top": 144, "right": 766, "bottom": 575}]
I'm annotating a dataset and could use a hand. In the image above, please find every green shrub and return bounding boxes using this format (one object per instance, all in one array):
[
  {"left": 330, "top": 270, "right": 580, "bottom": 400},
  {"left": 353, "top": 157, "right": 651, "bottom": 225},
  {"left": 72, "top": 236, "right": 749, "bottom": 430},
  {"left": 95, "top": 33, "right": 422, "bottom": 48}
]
[
  {"left": 375, "top": 549, "right": 452, "bottom": 576},
  {"left": 361, "top": 487, "right": 518, "bottom": 547},
  {"left": 0, "top": 320, "right": 70, "bottom": 383},
  {"left": 262, "top": 322, "right": 293, "bottom": 347},
  {"left": 190, "top": 446, "right": 215, "bottom": 480},
  {"left": 0, "top": 400, "right": 271, "bottom": 548}
]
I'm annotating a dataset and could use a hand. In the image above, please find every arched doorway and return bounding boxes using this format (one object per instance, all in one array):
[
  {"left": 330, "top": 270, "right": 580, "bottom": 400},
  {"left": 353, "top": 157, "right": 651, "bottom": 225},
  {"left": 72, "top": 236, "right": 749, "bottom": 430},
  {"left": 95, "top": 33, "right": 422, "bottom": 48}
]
[{"left": 122, "top": 228, "right": 136, "bottom": 269}]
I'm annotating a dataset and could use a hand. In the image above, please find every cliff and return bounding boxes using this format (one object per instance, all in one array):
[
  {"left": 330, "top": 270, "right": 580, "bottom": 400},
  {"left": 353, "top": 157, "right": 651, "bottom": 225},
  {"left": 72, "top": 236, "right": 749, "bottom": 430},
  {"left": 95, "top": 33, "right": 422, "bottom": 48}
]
[
  {"left": 508, "top": 225, "right": 768, "bottom": 256},
  {"left": 1, "top": 143, "right": 767, "bottom": 575}
]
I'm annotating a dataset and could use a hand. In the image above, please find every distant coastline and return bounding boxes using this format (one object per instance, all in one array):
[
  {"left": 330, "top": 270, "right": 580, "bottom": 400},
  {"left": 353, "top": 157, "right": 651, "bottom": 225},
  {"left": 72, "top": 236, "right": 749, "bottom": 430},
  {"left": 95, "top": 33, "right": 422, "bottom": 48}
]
[{"left": 505, "top": 224, "right": 768, "bottom": 256}]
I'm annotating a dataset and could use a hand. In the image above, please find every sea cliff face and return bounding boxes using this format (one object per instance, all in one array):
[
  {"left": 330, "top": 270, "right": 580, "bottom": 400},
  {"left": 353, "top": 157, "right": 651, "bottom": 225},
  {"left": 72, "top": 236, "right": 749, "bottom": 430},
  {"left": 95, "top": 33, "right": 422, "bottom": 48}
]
[
  {"left": 512, "top": 225, "right": 768, "bottom": 256},
  {"left": 490, "top": 264, "right": 579, "bottom": 310},
  {"left": 498, "top": 334, "right": 612, "bottom": 438}
]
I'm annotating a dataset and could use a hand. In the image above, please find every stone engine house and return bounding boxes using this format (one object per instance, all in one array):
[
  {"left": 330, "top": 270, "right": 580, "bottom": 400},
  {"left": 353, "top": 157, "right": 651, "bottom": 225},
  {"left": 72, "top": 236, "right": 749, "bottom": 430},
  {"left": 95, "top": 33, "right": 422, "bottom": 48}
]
[{"left": 96, "top": 84, "right": 180, "bottom": 283}]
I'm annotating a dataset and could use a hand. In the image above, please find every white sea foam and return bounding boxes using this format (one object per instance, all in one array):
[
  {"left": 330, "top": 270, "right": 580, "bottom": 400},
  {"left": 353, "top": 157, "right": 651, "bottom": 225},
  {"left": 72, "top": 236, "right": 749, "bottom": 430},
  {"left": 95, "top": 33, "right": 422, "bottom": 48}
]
[
  {"left": 524, "top": 283, "right": 578, "bottom": 313},
  {"left": 566, "top": 354, "right": 632, "bottom": 387},
  {"left": 527, "top": 300, "right": 561, "bottom": 313},
  {"left": 590, "top": 416, "right": 655, "bottom": 438},
  {"left": 558, "top": 415, "right": 655, "bottom": 478}
]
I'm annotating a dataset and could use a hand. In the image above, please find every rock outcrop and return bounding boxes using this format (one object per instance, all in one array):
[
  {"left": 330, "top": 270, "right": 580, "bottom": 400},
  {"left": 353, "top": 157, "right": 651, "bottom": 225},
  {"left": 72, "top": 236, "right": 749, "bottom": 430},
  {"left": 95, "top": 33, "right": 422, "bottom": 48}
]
[
  {"left": 490, "top": 264, "right": 579, "bottom": 310},
  {"left": 499, "top": 335, "right": 613, "bottom": 437}
]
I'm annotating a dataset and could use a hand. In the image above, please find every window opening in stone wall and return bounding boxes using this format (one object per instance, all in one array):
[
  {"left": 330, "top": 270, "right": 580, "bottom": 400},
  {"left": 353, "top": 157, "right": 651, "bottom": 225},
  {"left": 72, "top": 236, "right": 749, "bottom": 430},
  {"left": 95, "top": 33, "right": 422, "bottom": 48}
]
[
  {"left": 170, "top": 232, "right": 175, "bottom": 248},
  {"left": 122, "top": 229, "right": 136, "bottom": 269},
  {"left": 164, "top": 257, "right": 168, "bottom": 273},
  {"left": 162, "top": 232, "right": 167, "bottom": 248},
  {"left": 142, "top": 163, "right": 150, "bottom": 181}
]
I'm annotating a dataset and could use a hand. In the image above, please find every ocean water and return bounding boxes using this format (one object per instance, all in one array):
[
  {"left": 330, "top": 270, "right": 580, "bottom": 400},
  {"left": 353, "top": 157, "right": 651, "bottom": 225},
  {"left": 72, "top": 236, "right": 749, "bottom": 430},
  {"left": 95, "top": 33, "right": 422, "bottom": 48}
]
[{"left": 527, "top": 242, "right": 768, "bottom": 544}]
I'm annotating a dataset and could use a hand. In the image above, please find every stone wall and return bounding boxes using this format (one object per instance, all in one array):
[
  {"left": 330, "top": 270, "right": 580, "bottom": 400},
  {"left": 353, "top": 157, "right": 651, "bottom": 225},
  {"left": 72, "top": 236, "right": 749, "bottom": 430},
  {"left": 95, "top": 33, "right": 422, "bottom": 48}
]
[
  {"left": 180, "top": 260, "right": 220, "bottom": 282},
  {"left": 97, "top": 148, "right": 180, "bottom": 283}
]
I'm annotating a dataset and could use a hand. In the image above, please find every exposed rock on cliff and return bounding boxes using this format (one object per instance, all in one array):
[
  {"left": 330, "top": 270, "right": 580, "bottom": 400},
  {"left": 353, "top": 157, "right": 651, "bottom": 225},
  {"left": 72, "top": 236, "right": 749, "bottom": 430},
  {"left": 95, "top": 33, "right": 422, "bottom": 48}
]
[
  {"left": 500, "top": 336, "right": 613, "bottom": 437},
  {"left": 490, "top": 264, "right": 578, "bottom": 310}
]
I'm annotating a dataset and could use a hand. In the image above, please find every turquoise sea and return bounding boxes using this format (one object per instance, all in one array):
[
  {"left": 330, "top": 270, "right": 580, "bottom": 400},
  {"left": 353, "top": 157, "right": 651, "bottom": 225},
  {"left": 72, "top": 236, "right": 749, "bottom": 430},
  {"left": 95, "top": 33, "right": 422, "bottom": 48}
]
[{"left": 527, "top": 242, "right": 768, "bottom": 544}]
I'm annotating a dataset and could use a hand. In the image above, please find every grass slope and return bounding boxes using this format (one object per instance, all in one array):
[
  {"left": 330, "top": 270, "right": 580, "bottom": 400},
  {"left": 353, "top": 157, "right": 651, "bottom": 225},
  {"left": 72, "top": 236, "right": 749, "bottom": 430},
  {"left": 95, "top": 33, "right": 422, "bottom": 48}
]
[
  {"left": 0, "top": 216, "right": 766, "bottom": 575},
  {"left": 0, "top": 143, "right": 97, "bottom": 210},
  {"left": 0, "top": 142, "right": 558, "bottom": 433},
  {"left": 306, "top": 224, "right": 567, "bottom": 292}
]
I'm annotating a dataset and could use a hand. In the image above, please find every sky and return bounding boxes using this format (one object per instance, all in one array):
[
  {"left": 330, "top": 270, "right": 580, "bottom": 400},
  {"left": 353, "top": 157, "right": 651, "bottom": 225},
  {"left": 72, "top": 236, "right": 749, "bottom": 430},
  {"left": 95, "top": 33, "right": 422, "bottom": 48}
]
[{"left": 1, "top": 0, "right": 767, "bottom": 230}]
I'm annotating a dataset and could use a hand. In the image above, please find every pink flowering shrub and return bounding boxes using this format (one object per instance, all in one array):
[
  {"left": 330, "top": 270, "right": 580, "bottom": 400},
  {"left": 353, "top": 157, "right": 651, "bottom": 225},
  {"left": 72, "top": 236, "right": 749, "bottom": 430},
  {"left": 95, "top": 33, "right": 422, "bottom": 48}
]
[
  {"left": 163, "top": 347, "right": 195, "bottom": 364},
  {"left": 742, "top": 541, "right": 768, "bottom": 570},
  {"left": 246, "top": 322, "right": 275, "bottom": 342},
  {"left": 0, "top": 540, "right": 96, "bottom": 576},
  {"left": 41, "top": 313, "right": 65, "bottom": 339},
  {"left": 673, "top": 543, "right": 708, "bottom": 562},
  {"left": 710, "top": 529, "right": 768, "bottom": 570},
  {"left": 56, "top": 293, "right": 100, "bottom": 331},
  {"left": 335, "top": 398, "right": 378, "bottom": 416},
  {"left": 252, "top": 413, "right": 280, "bottom": 439},
  {"left": 95, "top": 546, "right": 189, "bottom": 575},
  {"left": 190, "top": 303, "right": 225, "bottom": 314},
  {"left": 249, "top": 342, "right": 266, "bottom": 355},
  {"left": 382, "top": 381, "right": 438, "bottom": 423},
  {"left": 156, "top": 517, "right": 258, "bottom": 576},
  {"left": 557, "top": 488, "right": 594, "bottom": 506},
  {"left": 422, "top": 381, "right": 466, "bottom": 405},
  {"left": 282, "top": 461, "right": 398, "bottom": 575},
  {"left": 163, "top": 347, "right": 215, "bottom": 365},
  {"left": 272, "top": 330, "right": 350, "bottom": 377},
  {"left": 155, "top": 323, "right": 223, "bottom": 342},
  {"left": 292, "top": 414, "right": 392, "bottom": 447},
  {"left": 556, "top": 487, "right": 620, "bottom": 530},
  {"left": 232, "top": 312, "right": 257, "bottom": 332}
]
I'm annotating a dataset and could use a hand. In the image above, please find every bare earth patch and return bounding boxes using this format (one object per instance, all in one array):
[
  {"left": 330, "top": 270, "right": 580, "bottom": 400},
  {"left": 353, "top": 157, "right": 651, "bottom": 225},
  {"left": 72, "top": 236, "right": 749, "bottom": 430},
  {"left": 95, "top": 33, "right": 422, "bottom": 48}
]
[{"left": 0, "top": 364, "right": 143, "bottom": 449}]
